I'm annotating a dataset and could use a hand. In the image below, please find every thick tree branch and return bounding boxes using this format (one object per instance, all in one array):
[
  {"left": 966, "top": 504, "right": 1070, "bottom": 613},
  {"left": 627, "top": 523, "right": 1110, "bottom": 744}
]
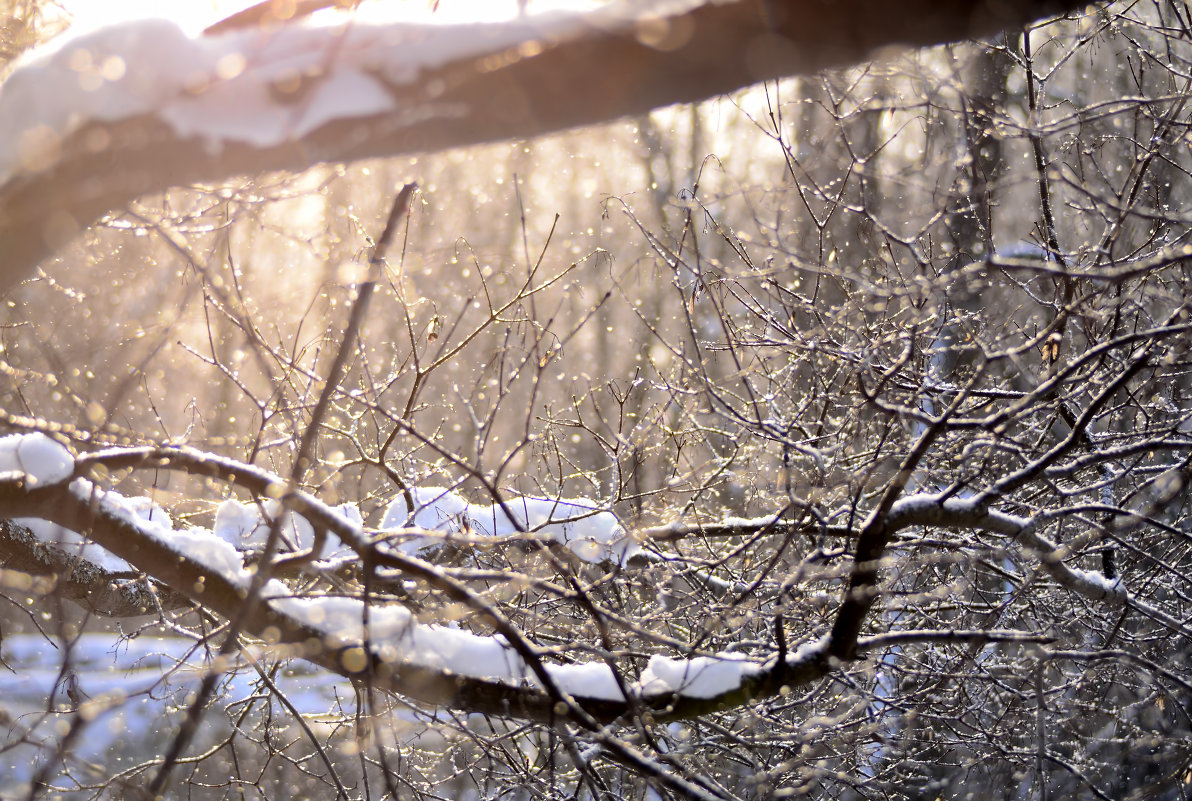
[
  {"left": 0, "top": 0, "right": 1090, "bottom": 291},
  {"left": 0, "top": 518, "right": 190, "bottom": 616}
]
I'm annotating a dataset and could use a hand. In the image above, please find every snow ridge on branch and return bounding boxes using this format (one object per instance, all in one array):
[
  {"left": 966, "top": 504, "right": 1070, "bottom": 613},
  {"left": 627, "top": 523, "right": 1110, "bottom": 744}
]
[
  {"left": 0, "top": 6, "right": 638, "bottom": 184},
  {"left": 0, "top": 434, "right": 832, "bottom": 723}
]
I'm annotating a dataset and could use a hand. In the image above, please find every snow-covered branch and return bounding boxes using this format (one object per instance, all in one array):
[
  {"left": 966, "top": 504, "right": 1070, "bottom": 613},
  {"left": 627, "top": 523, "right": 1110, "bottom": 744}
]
[
  {"left": 882, "top": 491, "right": 1192, "bottom": 639},
  {"left": 0, "top": 0, "right": 1089, "bottom": 291},
  {"left": 0, "top": 518, "right": 192, "bottom": 617},
  {"left": 0, "top": 428, "right": 1144, "bottom": 727},
  {"left": 0, "top": 433, "right": 839, "bottom": 724}
]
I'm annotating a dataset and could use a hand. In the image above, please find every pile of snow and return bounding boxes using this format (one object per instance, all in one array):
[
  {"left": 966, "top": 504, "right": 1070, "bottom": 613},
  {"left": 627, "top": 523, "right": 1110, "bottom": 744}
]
[
  {"left": 635, "top": 653, "right": 752, "bottom": 699},
  {"left": 373, "top": 623, "right": 765, "bottom": 702},
  {"left": 380, "top": 486, "right": 640, "bottom": 564},
  {"left": 0, "top": 632, "right": 358, "bottom": 794},
  {"left": 101, "top": 489, "right": 261, "bottom": 587},
  {"left": 213, "top": 497, "right": 359, "bottom": 559},
  {"left": 0, "top": 3, "right": 671, "bottom": 184},
  {"left": 16, "top": 490, "right": 170, "bottom": 573},
  {"left": 267, "top": 591, "right": 413, "bottom": 645},
  {"left": 0, "top": 432, "right": 74, "bottom": 486}
]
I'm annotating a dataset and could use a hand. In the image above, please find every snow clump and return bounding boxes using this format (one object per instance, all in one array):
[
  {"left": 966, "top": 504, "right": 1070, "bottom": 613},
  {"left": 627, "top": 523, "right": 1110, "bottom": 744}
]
[
  {"left": 380, "top": 487, "right": 640, "bottom": 563},
  {"left": 0, "top": 432, "right": 74, "bottom": 486}
]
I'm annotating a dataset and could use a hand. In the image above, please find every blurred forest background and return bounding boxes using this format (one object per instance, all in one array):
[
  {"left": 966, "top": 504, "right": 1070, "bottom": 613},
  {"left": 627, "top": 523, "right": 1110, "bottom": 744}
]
[{"left": 2, "top": 1, "right": 1192, "bottom": 800}]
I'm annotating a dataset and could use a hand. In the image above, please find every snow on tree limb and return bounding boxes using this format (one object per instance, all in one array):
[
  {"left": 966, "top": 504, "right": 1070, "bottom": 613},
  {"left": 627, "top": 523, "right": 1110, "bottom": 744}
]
[
  {"left": 0, "top": 0, "right": 1090, "bottom": 292},
  {"left": 0, "top": 461, "right": 826, "bottom": 724},
  {"left": 0, "top": 518, "right": 191, "bottom": 617},
  {"left": 0, "top": 434, "right": 800, "bottom": 719},
  {"left": 0, "top": 431, "right": 1116, "bottom": 726}
]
